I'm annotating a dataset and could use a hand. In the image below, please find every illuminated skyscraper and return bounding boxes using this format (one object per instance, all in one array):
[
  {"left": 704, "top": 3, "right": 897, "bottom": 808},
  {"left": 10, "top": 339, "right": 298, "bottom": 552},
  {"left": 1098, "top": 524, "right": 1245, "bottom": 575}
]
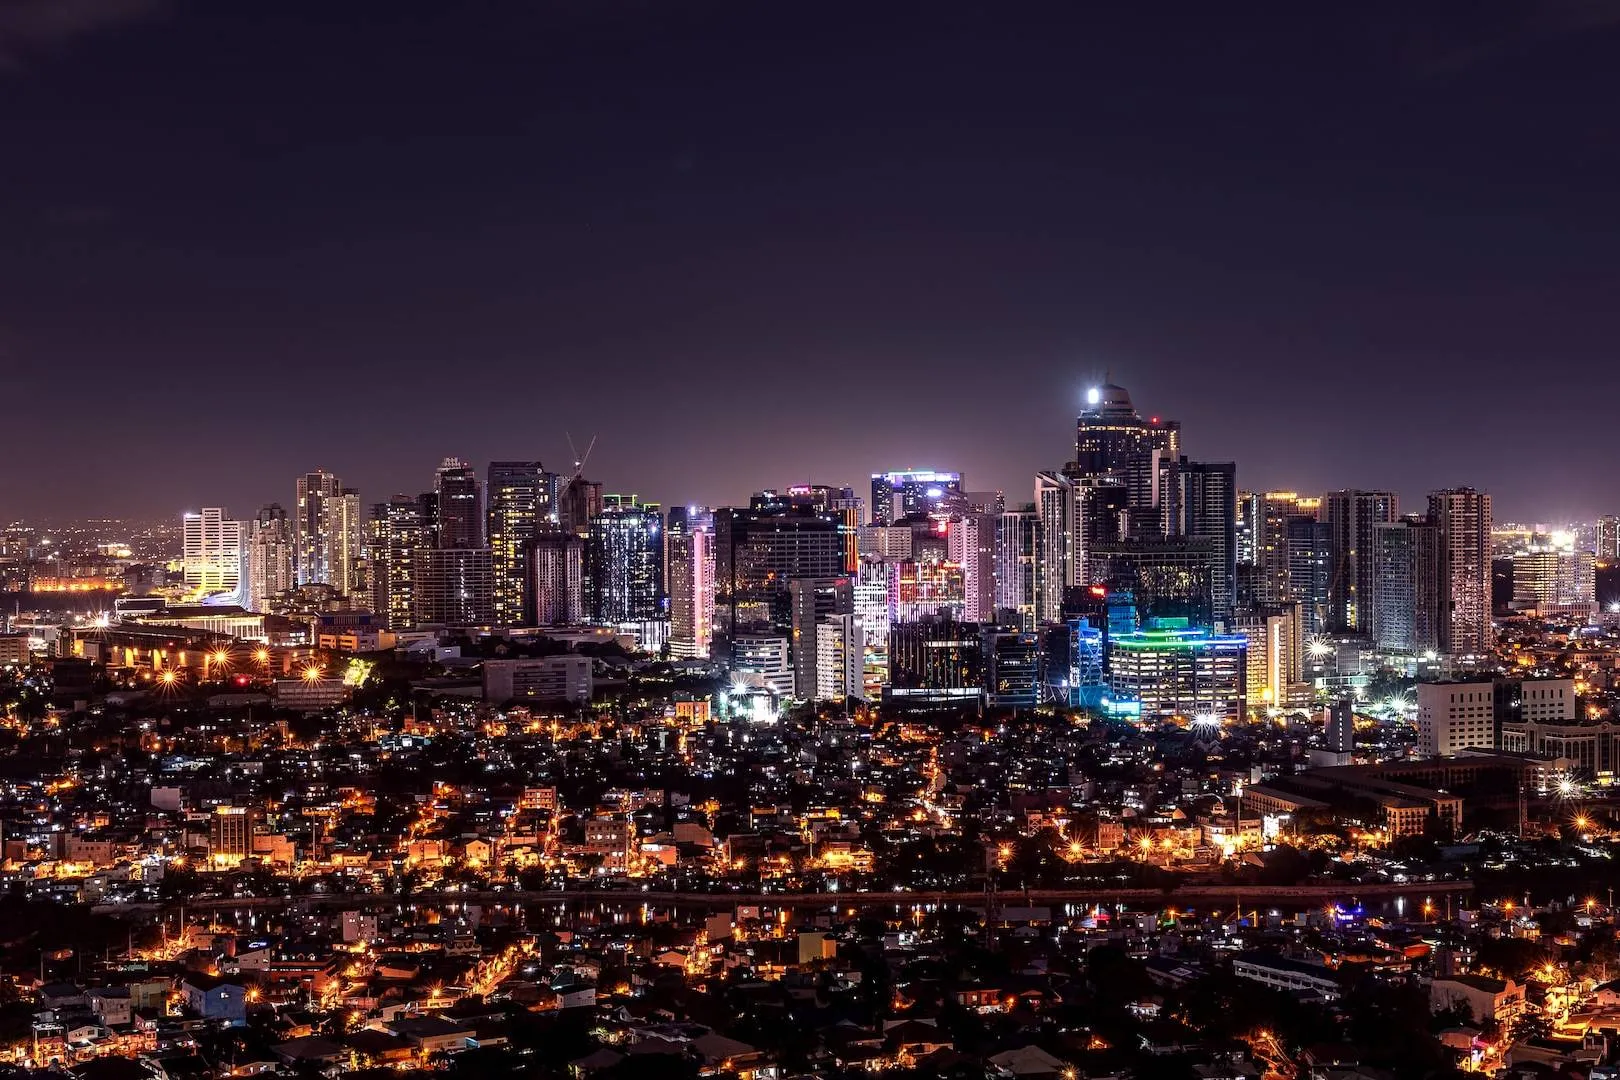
[
  {"left": 1599, "top": 516, "right": 1619, "bottom": 561},
  {"left": 994, "top": 504, "right": 1038, "bottom": 630},
  {"left": 1428, "top": 487, "right": 1493, "bottom": 657},
  {"left": 245, "top": 504, "right": 293, "bottom": 612},
  {"left": 947, "top": 512, "right": 995, "bottom": 622},
  {"left": 1073, "top": 381, "right": 1179, "bottom": 480},
  {"left": 1177, "top": 460, "right": 1237, "bottom": 619},
  {"left": 1371, "top": 516, "right": 1442, "bottom": 655},
  {"left": 486, "top": 461, "right": 557, "bottom": 625},
  {"left": 433, "top": 458, "right": 483, "bottom": 549},
  {"left": 1324, "top": 490, "right": 1399, "bottom": 633},
  {"left": 182, "top": 508, "right": 244, "bottom": 602},
  {"left": 1255, "top": 492, "right": 1320, "bottom": 608},
  {"left": 412, "top": 547, "right": 494, "bottom": 625},
  {"left": 789, "top": 576, "right": 854, "bottom": 699},
  {"left": 713, "top": 502, "right": 844, "bottom": 646},
  {"left": 666, "top": 506, "right": 715, "bottom": 659},
  {"left": 1512, "top": 548, "right": 1595, "bottom": 614},
  {"left": 869, "top": 470, "right": 962, "bottom": 525},
  {"left": 531, "top": 532, "right": 585, "bottom": 625},
  {"left": 585, "top": 496, "right": 664, "bottom": 624},
  {"left": 294, "top": 470, "right": 362, "bottom": 593},
  {"left": 369, "top": 495, "right": 428, "bottom": 630}
]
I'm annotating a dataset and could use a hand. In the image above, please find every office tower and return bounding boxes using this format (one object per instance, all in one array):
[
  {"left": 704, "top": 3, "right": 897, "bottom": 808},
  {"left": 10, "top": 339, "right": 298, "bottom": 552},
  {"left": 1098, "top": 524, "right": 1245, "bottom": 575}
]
[
  {"left": 1073, "top": 381, "right": 1180, "bottom": 479},
  {"left": 209, "top": 806, "right": 254, "bottom": 864},
  {"left": 789, "top": 576, "right": 854, "bottom": 699},
  {"left": 531, "top": 532, "right": 585, "bottom": 625},
  {"left": 713, "top": 503, "right": 844, "bottom": 645},
  {"left": 1512, "top": 548, "right": 1595, "bottom": 613},
  {"left": 1429, "top": 487, "right": 1493, "bottom": 657},
  {"left": 888, "top": 560, "right": 966, "bottom": 624},
  {"left": 557, "top": 475, "right": 604, "bottom": 536},
  {"left": 1236, "top": 490, "right": 1260, "bottom": 566},
  {"left": 887, "top": 613, "right": 986, "bottom": 709},
  {"left": 369, "top": 496, "right": 428, "bottom": 630},
  {"left": 1286, "top": 517, "right": 1332, "bottom": 634},
  {"left": 246, "top": 504, "right": 294, "bottom": 612},
  {"left": 1090, "top": 537, "right": 1216, "bottom": 627},
  {"left": 984, "top": 627, "right": 1041, "bottom": 707},
  {"left": 1371, "top": 517, "right": 1442, "bottom": 655},
  {"left": 1324, "top": 490, "right": 1399, "bottom": 633},
  {"left": 1104, "top": 623, "right": 1247, "bottom": 721},
  {"left": 947, "top": 512, "right": 996, "bottom": 622},
  {"left": 412, "top": 547, "right": 494, "bottom": 625},
  {"left": 994, "top": 505, "right": 1039, "bottom": 630},
  {"left": 731, "top": 633, "right": 794, "bottom": 697},
  {"left": 1178, "top": 461, "right": 1237, "bottom": 620},
  {"left": 433, "top": 458, "right": 483, "bottom": 549},
  {"left": 1417, "top": 681, "right": 1495, "bottom": 756},
  {"left": 182, "top": 508, "right": 244, "bottom": 602},
  {"left": 295, "top": 471, "right": 362, "bottom": 594},
  {"left": 1600, "top": 516, "right": 1619, "bottom": 561},
  {"left": 964, "top": 490, "right": 1006, "bottom": 514},
  {"left": 853, "top": 561, "right": 891, "bottom": 650},
  {"left": 486, "top": 461, "right": 556, "bottom": 625},
  {"left": 1325, "top": 698, "right": 1354, "bottom": 755},
  {"left": 585, "top": 496, "right": 663, "bottom": 624},
  {"left": 1255, "top": 492, "right": 1320, "bottom": 606},
  {"left": 869, "top": 470, "right": 963, "bottom": 525},
  {"left": 667, "top": 507, "right": 715, "bottom": 660}
]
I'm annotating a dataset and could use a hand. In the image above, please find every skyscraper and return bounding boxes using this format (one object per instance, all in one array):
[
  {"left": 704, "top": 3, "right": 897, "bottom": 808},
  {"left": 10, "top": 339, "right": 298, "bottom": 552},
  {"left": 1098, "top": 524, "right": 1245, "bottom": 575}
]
[
  {"left": 294, "top": 470, "right": 362, "bottom": 593},
  {"left": 1073, "top": 381, "right": 1179, "bottom": 480},
  {"left": 713, "top": 502, "right": 844, "bottom": 646},
  {"left": 1429, "top": 487, "right": 1493, "bottom": 658},
  {"left": 789, "top": 576, "right": 854, "bottom": 700},
  {"left": 369, "top": 495, "right": 428, "bottom": 630},
  {"left": 1255, "top": 492, "right": 1321, "bottom": 609},
  {"left": 486, "top": 461, "right": 556, "bottom": 625},
  {"left": 947, "top": 512, "right": 996, "bottom": 622},
  {"left": 1286, "top": 516, "right": 1332, "bottom": 634},
  {"left": 1178, "top": 460, "right": 1237, "bottom": 620},
  {"left": 1324, "top": 490, "right": 1399, "bottom": 633},
  {"left": 531, "top": 532, "right": 585, "bottom": 625},
  {"left": 412, "top": 547, "right": 494, "bottom": 625},
  {"left": 433, "top": 458, "right": 484, "bottom": 550},
  {"left": 182, "top": 508, "right": 244, "bottom": 602},
  {"left": 585, "top": 496, "right": 664, "bottom": 624},
  {"left": 1033, "top": 472, "right": 1075, "bottom": 625},
  {"left": 245, "top": 504, "right": 294, "bottom": 612},
  {"left": 1600, "top": 516, "right": 1619, "bottom": 562},
  {"left": 667, "top": 506, "right": 715, "bottom": 659},
  {"left": 994, "top": 505, "right": 1038, "bottom": 630},
  {"left": 869, "top": 470, "right": 963, "bottom": 525},
  {"left": 1371, "top": 516, "right": 1442, "bottom": 655}
]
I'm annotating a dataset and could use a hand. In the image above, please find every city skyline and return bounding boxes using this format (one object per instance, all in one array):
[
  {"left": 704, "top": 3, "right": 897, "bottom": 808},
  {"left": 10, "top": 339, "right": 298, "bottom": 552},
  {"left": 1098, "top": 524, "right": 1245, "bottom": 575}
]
[{"left": 6, "top": 4, "right": 1620, "bottom": 520}]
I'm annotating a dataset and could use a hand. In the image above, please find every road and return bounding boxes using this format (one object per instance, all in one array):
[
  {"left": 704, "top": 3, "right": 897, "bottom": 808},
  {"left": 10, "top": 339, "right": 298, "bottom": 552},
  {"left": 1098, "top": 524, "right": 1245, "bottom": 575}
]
[{"left": 102, "top": 878, "right": 1472, "bottom": 916}]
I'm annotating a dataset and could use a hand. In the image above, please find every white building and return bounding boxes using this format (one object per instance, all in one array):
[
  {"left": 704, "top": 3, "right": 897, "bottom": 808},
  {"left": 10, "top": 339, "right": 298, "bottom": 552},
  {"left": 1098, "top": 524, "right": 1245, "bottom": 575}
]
[
  {"left": 1417, "top": 681, "right": 1496, "bottom": 756},
  {"left": 667, "top": 516, "right": 714, "bottom": 660},
  {"left": 813, "top": 613, "right": 864, "bottom": 702},
  {"left": 182, "top": 508, "right": 244, "bottom": 603},
  {"left": 731, "top": 633, "right": 793, "bottom": 697}
]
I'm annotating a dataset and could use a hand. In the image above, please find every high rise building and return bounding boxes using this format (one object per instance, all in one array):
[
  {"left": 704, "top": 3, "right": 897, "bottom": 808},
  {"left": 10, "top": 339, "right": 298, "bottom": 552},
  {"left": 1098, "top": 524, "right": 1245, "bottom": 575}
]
[
  {"left": 789, "top": 576, "right": 854, "bottom": 699},
  {"left": 182, "top": 508, "right": 244, "bottom": 602},
  {"left": 585, "top": 496, "right": 663, "bottom": 624},
  {"left": 486, "top": 461, "right": 556, "bottom": 625},
  {"left": 1178, "top": 461, "right": 1237, "bottom": 620},
  {"left": 1104, "top": 622, "right": 1247, "bottom": 721},
  {"left": 947, "top": 512, "right": 996, "bottom": 622},
  {"left": 1073, "top": 381, "right": 1179, "bottom": 480},
  {"left": 369, "top": 496, "right": 428, "bottom": 630},
  {"left": 1429, "top": 487, "right": 1493, "bottom": 657},
  {"left": 713, "top": 503, "right": 844, "bottom": 645},
  {"left": 1417, "top": 681, "right": 1496, "bottom": 756},
  {"left": 1236, "top": 490, "right": 1260, "bottom": 566},
  {"left": 869, "top": 470, "right": 963, "bottom": 525},
  {"left": 1323, "top": 490, "right": 1399, "bottom": 633},
  {"left": 1256, "top": 492, "right": 1320, "bottom": 607},
  {"left": 412, "top": 547, "right": 494, "bottom": 625},
  {"left": 667, "top": 507, "right": 715, "bottom": 660},
  {"left": 433, "top": 458, "right": 483, "bottom": 549},
  {"left": 1512, "top": 548, "right": 1595, "bottom": 613},
  {"left": 994, "top": 505, "right": 1038, "bottom": 630},
  {"left": 245, "top": 504, "right": 294, "bottom": 612},
  {"left": 1033, "top": 472, "right": 1075, "bottom": 625},
  {"left": 887, "top": 613, "right": 985, "bottom": 709},
  {"left": 1231, "top": 603, "right": 1301, "bottom": 710},
  {"left": 558, "top": 475, "right": 604, "bottom": 536},
  {"left": 294, "top": 470, "right": 362, "bottom": 593},
  {"left": 1090, "top": 537, "right": 1216, "bottom": 627},
  {"left": 1286, "top": 516, "right": 1332, "bottom": 634},
  {"left": 1325, "top": 698, "right": 1354, "bottom": 755},
  {"left": 1600, "top": 516, "right": 1620, "bottom": 561},
  {"left": 1371, "top": 517, "right": 1443, "bottom": 655},
  {"left": 813, "top": 613, "right": 864, "bottom": 702},
  {"left": 531, "top": 532, "right": 585, "bottom": 625}
]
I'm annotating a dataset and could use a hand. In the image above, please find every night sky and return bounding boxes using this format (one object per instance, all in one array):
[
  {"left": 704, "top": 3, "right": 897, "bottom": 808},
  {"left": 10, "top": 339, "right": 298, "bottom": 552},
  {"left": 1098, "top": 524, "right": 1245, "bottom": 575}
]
[{"left": 5, "top": 1, "right": 1620, "bottom": 523}]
